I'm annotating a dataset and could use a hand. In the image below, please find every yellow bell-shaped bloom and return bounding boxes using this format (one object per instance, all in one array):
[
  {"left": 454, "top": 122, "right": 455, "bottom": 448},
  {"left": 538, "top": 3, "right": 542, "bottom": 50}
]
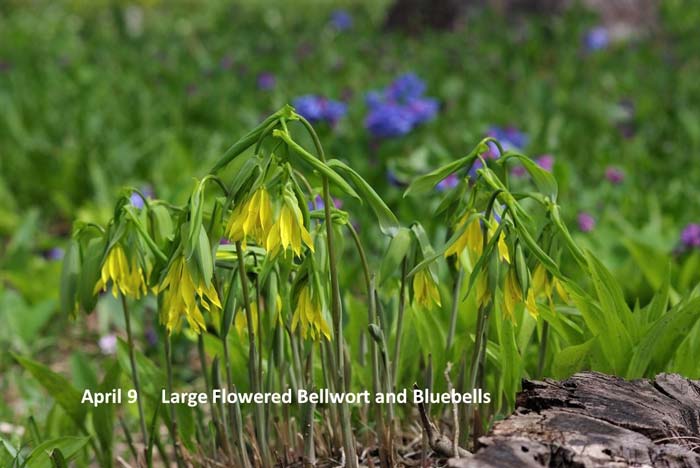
[
  {"left": 532, "top": 264, "right": 569, "bottom": 306},
  {"left": 291, "top": 284, "right": 331, "bottom": 341},
  {"left": 266, "top": 202, "right": 314, "bottom": 257},
  {"left": 490, "top": 224, "right": 510, "bottom": 264},
  {"left": 475, "top": 269, "right": 491, "bottom": 309},
  {"left": 226, "top": 188, "right": 273, "bottom": 248},
  {"left": 503, "top": 269, "right": 522, "bottom": 320},
  {"left": 158, "top": 256, "right": 221, "bottom": 334},
  {"left": 235, "top": 301, "right": 258, "bottom": 337},
  {"left": 445, "top": 212, "right": 483, "bottom": 259},
  {"left": 412, "top": 270, "right": 441, "bottom": 309},
  {"left": 235, "top": 295, "right": 283, "bottom": 337},
  {"left": 94, "top": 245, "right": 148, "bottom": 299}
]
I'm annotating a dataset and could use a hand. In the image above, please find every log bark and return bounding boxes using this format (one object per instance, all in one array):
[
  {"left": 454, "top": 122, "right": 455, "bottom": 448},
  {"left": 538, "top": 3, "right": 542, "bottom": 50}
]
[{"left": 450, "top": 372, "right": 700, "bottom": 467}]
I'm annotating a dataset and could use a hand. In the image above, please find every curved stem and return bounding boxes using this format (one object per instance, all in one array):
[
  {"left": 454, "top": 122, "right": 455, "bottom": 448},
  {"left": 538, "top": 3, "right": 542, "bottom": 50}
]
[
  {"left": 119, "top": 294, "right": 150, "bottom": 467},
  {"left": 165, "top": 335, "right": 186, "bottom": 468},
  {"left": 296, "top": 115, "right": 358, "bottom": 467},
  {"left": 446, "top": 268, "right": 465, "bottom": 354}
]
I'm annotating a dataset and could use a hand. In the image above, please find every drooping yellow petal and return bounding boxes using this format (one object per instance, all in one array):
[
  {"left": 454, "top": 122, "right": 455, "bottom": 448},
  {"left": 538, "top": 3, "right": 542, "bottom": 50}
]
[
  {"left": 412, "top": 270, "right": 441, "bottom": 310},
  {"left": 158, "top": 255, "right": 221, "bottom": 335},
  {"left": 94, "top": 245, "right": 148, "bottom": 300},
  {"left": 503, "top": 269, "right": 522, "bottom": 320},
  {"left": 525, "top": 288, "right": 538, "bottom": 318},
  {"left": 292, "top": 285, "right": 331, "bottom": 341},
  {"left": 497, "top": 232, "right": 510, "bottom": 264}
]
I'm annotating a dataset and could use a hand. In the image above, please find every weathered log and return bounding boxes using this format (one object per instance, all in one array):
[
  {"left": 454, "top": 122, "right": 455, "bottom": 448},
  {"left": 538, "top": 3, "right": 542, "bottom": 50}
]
[{"left": 450, "top": 372, "right": 700, "bottom": 467}]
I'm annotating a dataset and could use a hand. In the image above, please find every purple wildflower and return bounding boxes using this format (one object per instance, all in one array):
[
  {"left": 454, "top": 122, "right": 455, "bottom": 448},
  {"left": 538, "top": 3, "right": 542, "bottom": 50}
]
[
  {"left": 584, "top": 26, "right": 610, "bottom": 51},
  {"left": 45, "top": 247, "right": 65, "bottom": 261},
  {"left": 577, "top": 212, "right": 596, "bottom": 232},
  {"left": 308, "top": 195, "right": 343, "bottom": 211},
  {"left": 257, "top": 72, "right": 276, "bottom": 91},
  {"left": 437, "top": 173, "right": 459, "bottom": 191},
  {"left": 0, "top": 60, "right": 10, "bottom": 73},
  {"left": 98, "top": 334, "right": 118, "bottom": 355},
  {"left": 145, "top": 327, "right": 158, "bottom": 347},
  {"left": 536, "top": 154, "right": 554, "bottom": 172},
  {"left": 681, "top": 224, "right": 700, "bottom": 249},
  {"left": 605, "top": 166, "right": 624, "bottom": 184},
  {"left": 511, "top": 166, "right": 527, "bottom": 177},
  {"left": 330, "top": 10, "right": 353, "bottom": 31},
  {"left": 293, "top": 95, "right": 347, "bottom": 125}
]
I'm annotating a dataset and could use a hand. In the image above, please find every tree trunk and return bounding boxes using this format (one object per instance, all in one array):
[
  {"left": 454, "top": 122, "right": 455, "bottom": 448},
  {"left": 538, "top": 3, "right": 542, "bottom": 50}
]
[{"left": 450, "top": 372, "right": 700, "bottom": 467}]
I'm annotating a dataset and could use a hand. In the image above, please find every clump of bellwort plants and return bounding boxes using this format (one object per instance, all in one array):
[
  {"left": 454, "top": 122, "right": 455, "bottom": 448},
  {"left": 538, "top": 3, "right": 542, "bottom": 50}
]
[{"left": 12, "top": 105, "right": 697, "bottom": 467}]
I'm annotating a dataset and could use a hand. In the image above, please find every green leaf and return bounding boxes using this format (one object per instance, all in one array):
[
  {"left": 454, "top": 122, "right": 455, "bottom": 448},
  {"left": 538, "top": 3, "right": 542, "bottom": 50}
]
[
  {"left": 378, "top": 227, "right": 412, "bottom": 286},
  {"left": 24, "top": 437, "right": 90, "bottom": 468},
  {"left": 209, "top": 109, "right": 285, "bottom": 174},
  {"left": 13, "top": 355, "right": 87, "bottom": 428},
  {"left": 626, "top": 297, "right": 700, "bottom": 378},
  {"left": 551, "top": 338, "right": 596, "bottom": 379},
  {"left": 49, "top": 449, "right": 67, "bottom": 468},
  {"left": 272, "top": 130, "right": 360, "bottom": 200},
  {"left": 77, "top": 237, "right": 105, "bottom": 314},
  {"left": 502, "top": 153, "right": 558, "bottom": 201},
  {"left": 326, "top": 159, "right": 399, "bottom": 235},
  {"left": 69, "top": 352, "right": 98, "bottom": 390},
  {"left": 150, "top": 204, "right": 174, "bottom": 246},
  {"left": 404, "top": 153, "right": 479, "bottom": 197},
  {"left": 1, "top": 436, "right": 21, "bottom": 467},
  {"left": 193, "top": 226, "right": 214, "bottom": 286},
  {"left": 116, "top": 338, "right": 166, "bottom": 397}
]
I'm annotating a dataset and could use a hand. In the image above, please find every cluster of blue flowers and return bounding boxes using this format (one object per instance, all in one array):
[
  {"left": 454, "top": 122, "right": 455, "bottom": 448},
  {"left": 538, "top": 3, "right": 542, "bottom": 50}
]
[
  {"left": 364, "top": 73, "right": 439, "bottom": 138},
  {"left": 292, "top": 95, "right": 348, "bottom": 125}
]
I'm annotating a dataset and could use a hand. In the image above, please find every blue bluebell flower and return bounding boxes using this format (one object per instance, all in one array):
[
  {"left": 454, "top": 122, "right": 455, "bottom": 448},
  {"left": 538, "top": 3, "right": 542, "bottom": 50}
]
[
  {"left": 364, "top": 73, "right": 438, "bottom": 138},
  {"left": 293, "top": 95, "right": 347, "bottom": 125},
  {"left": 365, "top": 103, "right": 415, "bottom": 138},
  {"left": 437, "top": 173, "right": 459, "bottom": 191},
  {"left": 584, "top": 26, "right": 610, "bottom": 51},
  {"left": 386, "top": 73, "right": 426, "bottom": 103},
  {"left": 130, "top": 186, "right": 153, "bottom": 209},
  {"left": 330, "top": 10, "right": 353, "bottom": 31},
  {"left": 407, "top": 97, "right": 439, "bottom": 125}
]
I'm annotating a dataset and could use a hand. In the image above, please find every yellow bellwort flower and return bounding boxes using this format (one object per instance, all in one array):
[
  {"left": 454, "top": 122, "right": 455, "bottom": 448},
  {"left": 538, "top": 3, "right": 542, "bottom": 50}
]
[
  {"left": 158, "top": 255, "right": 221, "bottom": 334},
  {"left": 503, "top": 269, "right": 539, "bottom": 320},
  {"left": 502, "top": 269, "right": 522, "bottom": 320},
  {"left": 532, "top": 264, "right": 570, "bottom": 307},
  {"left": 266, "top": 200, "right": 314, "bottom": 257},
  {"left": 235, "top": 295, "right": 283, "bottom": 337},
  {"left": 235, "top": 301, "right": 258, "bottom": 337},
  {"left": 412, "top": 270, "right": 441, "bottom": 309},
  {"left": 291, "top": 284, "right": 331, "bottom": 341},
  {"left": 488, "top": 221, "right": 510, "bottom": 264},
  {"left": 475, "top": 269, "right": 491, "bottom": 309},
  {"left": 94, "top": 244, "right": 148, "bottom": 299},
  {"left": 226, "top": 187, "right": 273, "bottom": 248},
  {"left": 444, "top": 212, "right": 483, "bottom": 259}
]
